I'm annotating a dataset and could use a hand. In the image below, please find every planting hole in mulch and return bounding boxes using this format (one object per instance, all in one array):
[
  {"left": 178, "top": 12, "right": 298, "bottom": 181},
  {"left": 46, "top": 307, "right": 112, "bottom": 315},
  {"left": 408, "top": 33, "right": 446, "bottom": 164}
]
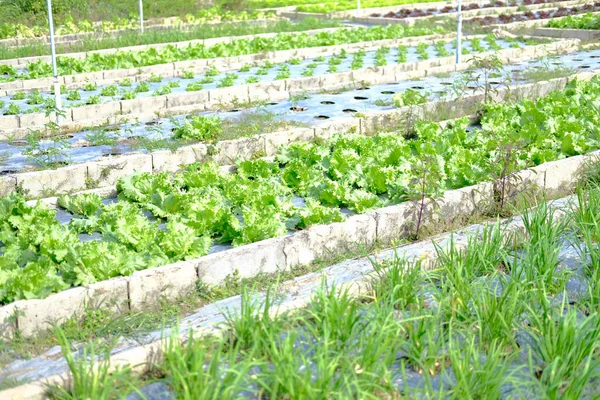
[
  {"left": 381, "top": 91, "right": 395, "bottom": 94},
  {"left": 290, "top": 106, "right": 308, "bottom": 112},
  {"left": 354, "top": 96, "right": 368, "bottom": 100},
  {"left": 314, "top": 115, "right": 330, "bottom": 120},
  {"left": 411, "top": 86, "right": 425, "bottom": 90},
  {"left": 229, "top": 109, "right": 241, "bottom": 112},
  {"left": 357, "top": 87, "right": 370, "bottom": 90},
  {"left": 145, "top": 121, "right": 161, "bottom": 126},
  {"left": 320, "top": 101, "right": 335, "bottom": 105},
  {"left": 343, "top": 109, "right": 358, "bottom": 113}
]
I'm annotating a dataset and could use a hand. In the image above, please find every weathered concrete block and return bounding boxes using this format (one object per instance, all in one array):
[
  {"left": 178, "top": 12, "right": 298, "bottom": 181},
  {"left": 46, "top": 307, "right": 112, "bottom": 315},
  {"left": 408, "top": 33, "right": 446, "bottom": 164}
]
[
  {"left": 0, "top": 303, "right": 17, "bottom": 339},
  {"left": 72, "top": 102, "right": 121, "bottom": 121},
  {"left": 211, "top": 137, "right": 262, "bottom": 165},
  {"left": 196, "top": 237, "right": 287, "bottom": 285},
  {"left": 209, "top": 86, "right": 249, "bottom": 106},
  {"left": 122, "top": 96, "right": 168, "bottom": 116},
  {"left": 0, "top": 175, "right": 16, "bottom": 197},
  {"left": 285, "top": 76, "right": 321, "bottom": 92},
  {"left": 0, "top": 115, "right": 19, "bottom": 130},
  {"left": 152, "top": 144, "right": 207, "bottom": 173},
  {"left": 15, "top": 287, "right": 89, "bottom": 338},
  {"left": 283, "top": 214, "right": 377, "bottom": 268},
  {"left": 360, "top": 110, "right": 408, "bottom": 134},
  {"left": 64, "top": 71, "right": 104, "bottom": 85},
  {"left": 436, "top": 185, "right": 478, "bottom": 224},
  {"left": 138, "top": 64, "right": 174, "bottom": 77},
  {"left": 107, "top": 67, "right": 140, "bottom": 80},
  {"left": 314, "top": 117, "right": 360, "bottom": 140},
  {"left": 247, "top": 81, "right": 285, "bottom": 103},
  {"left": 373, "top": 202, "right": 415, "bottom": 246},
  {"left": 471, "top": 181, "right": 495, "bottom": 215},
  {"left": 17, "top": 112, "right": 55, "bottom": 129},
  {"left": 166, "top": 91, "right": 209, "bottom": 109},
  {"left": 14, "top": 164, "right": 87, "bottom": 197},
  {"left": 129, "top": 261, "right": 198, "bottom": 311},
  {"left": 261, "top": 128, "right": 314, "bottom": 155},
  {"left": 538, "top": 155, "right": 586, "bottom": 195},
  {"left": 87, "top": 153, "right": 152, "bottom": 187},
  {"left": 86, "top": 276, "right": 130, "bottom": 314},
  {"left": 22, "top": 77, "right": 53, "bottom": 90}
]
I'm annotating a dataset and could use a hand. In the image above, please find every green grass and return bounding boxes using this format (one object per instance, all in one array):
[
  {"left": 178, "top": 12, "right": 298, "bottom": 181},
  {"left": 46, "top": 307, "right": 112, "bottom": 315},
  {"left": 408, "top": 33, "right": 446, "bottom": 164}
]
[{"left": 0, "top": 18, "right": 341, "bottom": 60}]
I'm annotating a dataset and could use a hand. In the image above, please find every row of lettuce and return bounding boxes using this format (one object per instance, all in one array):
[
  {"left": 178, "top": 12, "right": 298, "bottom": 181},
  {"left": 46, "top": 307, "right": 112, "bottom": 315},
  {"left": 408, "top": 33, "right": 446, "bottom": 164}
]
[
  {"left": 0, "top": 8, "right": 276, "bottom": 40},
  {"left": 0, "top": 24, "right": 449, "bottom": 81},
  {"left": 0, "top": 77, "right": 598, "bottom": 304}
]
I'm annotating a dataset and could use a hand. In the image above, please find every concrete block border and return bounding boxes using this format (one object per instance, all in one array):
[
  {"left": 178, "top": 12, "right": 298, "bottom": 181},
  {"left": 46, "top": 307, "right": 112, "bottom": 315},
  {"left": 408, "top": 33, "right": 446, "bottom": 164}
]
[
  {"left": 0, "top": 37, "right": 577, "bottom": 137},
  {"left": 535, "top": 27, "right": 600, "bottom": 40},
  {"left": 0, "top": 75, "right": 597, "bottom": 339}
]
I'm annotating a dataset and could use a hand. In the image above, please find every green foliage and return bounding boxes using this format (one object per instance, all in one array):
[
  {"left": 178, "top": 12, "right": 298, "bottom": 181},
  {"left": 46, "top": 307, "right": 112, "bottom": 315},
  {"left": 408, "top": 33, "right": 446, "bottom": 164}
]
[{"left": 172, "top": 115, "right": 222, "bottom": 141}]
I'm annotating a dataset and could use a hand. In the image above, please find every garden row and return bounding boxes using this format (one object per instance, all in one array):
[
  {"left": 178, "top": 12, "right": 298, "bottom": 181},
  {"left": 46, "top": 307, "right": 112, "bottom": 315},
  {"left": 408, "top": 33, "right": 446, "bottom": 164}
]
[
  {"left": 0, "top": 19, "right": 343, "bottom": 62},
  {"left": 0, "top": 71, "right": 596, "bottom": 340},
  {"left": 0, "top": 36, "right": 527, "bottom": 118},
  {"left": 288, "top": 0, "right": 584, "bottom": 22},
  {"left": 0, "top": 24, "right": 448, "bottom": 80},
  {"left": 0, "top": 37, "right": 577, "bottom": 174},
  {"left": 1, "top": 185, "right": 595, "bottom": 399},
  {"left": 0, "top": 7, "right": 277, "bottom": 42},
  {"left": 65, "top": 190, "right": 600, "bottom": 399}
]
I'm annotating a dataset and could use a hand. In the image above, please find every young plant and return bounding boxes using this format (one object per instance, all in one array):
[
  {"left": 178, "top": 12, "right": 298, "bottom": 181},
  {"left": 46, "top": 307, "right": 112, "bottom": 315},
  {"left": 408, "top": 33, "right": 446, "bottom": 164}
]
[
  {"left": 66, "top": 89, "right": 81, "bottom": 101},
  {"left": 100, "top": 85, "right": 118, "bottom": 97}
]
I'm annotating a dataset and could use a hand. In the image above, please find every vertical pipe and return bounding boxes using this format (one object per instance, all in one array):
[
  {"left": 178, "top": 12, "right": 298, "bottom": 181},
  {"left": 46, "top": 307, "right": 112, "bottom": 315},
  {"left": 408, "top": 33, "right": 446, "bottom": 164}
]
[
  {"left": 139, "top": 0, "right": 144, "bottom": 33},
  {"left": 456, "top": 0, "right": 462, "bottom": 65},
  {"left": 357, "top": 0, "right": 361, "bottom": 17},
  {"left": 46, "top": 0, "right": 62, "bottom": 121}
]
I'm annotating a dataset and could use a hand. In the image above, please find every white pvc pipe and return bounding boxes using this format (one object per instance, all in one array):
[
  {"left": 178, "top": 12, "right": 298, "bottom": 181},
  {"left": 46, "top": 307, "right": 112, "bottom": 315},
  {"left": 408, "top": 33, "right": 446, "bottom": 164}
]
[
  {"left": 456, "top": 0, "right": 462, "bottom": 65},
  {"left": 357, "top": 0, "right": 361, "bottom": 17},
  {"left": 139, "top": 0, "right": 144, "bottom": 33},
  {"left": 46, "top": 0, "right": 62, "bottom": 120}
]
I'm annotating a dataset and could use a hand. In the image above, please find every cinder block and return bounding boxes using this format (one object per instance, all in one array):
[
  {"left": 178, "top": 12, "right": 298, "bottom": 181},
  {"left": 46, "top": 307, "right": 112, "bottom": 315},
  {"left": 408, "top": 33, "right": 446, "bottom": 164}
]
[
  {"left": 121, "top": 96, "right": 167, "bottom": 115},
  {"left": 314, "top": 117, "right": 360, "bottom": 140},
  {"left": 166, "top": 91, "right": 209, "bottom": 109},
  {"left": 538, "top": 155, "right": 586, "bottom": 195},
  {"left": 0, "top": 303, "right": 17, "bottom": 339},
  {"left": 0, "top": 175, "right": 17, "bottom": 197},
  {"left": 14, "top": 164, "right": 87, "bottom": 197},
  {"left": 72, "top": 102, "right": 121, "bottom": 121},
  {"left": 284, "top": 76, "right": 321, "bottom": 92},
  {"left": 196, "top": 237, "right": 287, "bottom": 285},
  {"left": 86, "top": 276, "right": 130, "bottom": 314},
  {"left": 248, "top": 81, "right": 286, "bottom": 103},
  {"left": 15, "top": 287, "right": 89, "bottom": 338},
  {"left": 262, "top": 128, "right": 314, "bottom": 155},
  {"left": 129, "top": 261, "right": 198, "bottom": 311},
  {"left": 152, "top": 144, "right": 207, "bottom": 172},
  {"left": 211, "top": 137, "right": 262, "bottom": 165},
  {"left": 373, "top": 202, "right": 416, "bottom": 246},
  {"left": 87, "top": 153, "right": 152, "bottom": 187},
  {"left": 22, "top": 77, "right": 53, "bottom": 90},
  {"left": 64, "top": 71, "right": 104, "bottom": 85},
  {"left": 138, "top": 64, "right": 174, "bottom": 77},
  {"left": 283, "top": 214, "right": 377, "bottom": 268},
  {"left": 209, "top": 86, "right": 250, "bottom": 106},
  {"left": 0, "top": 115, "right": 20, "bottom": 130}
]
